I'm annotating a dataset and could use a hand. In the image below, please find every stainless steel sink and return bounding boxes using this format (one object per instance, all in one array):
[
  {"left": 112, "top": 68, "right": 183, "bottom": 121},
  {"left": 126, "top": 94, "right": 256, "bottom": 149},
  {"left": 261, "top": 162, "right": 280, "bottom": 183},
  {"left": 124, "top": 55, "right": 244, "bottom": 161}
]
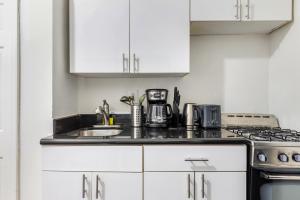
[
  {"left": 79, "top": 125, "right": 123, "bottom": 137},
  {"left": 92, "top": 124, "right": 122, "bottom": 129}
]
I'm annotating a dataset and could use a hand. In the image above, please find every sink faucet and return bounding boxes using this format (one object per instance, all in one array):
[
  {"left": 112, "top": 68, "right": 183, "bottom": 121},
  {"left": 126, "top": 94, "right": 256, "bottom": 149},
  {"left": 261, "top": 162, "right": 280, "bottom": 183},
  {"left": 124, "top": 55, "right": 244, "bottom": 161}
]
[{"left": 95, "top": 100, "right": 110, "bottom": 126}]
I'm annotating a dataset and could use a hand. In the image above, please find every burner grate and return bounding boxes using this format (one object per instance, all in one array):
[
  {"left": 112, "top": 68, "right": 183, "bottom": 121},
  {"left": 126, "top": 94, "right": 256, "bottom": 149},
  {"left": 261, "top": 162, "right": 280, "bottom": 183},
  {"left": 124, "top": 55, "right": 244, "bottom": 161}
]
[{"left": 227, "top": 127, "right": 300, "bottom": 142}]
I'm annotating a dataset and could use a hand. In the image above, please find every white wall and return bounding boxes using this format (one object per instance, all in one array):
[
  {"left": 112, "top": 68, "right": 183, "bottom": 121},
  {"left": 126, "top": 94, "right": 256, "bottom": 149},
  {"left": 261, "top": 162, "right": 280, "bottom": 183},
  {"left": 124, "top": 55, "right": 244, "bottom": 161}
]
[
  {"left": 269, "top": 1, "right": 300, "bottom": 129},
  {"left": 20, "top": 2, "right": 53, "bottom": 200},
  {"left": 53, "top": 0, "right": 78, "bottom": 118},
  {"left": 77, "top": 35, "right": 270, "bottom": 114}
]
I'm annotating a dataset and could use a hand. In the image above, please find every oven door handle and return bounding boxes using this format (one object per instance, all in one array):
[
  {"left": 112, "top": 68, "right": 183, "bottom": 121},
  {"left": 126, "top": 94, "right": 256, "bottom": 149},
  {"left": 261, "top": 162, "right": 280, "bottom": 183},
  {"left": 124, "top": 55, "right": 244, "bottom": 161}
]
[{"left": 261, "top": 172, "right": 300, "bottom": 181}]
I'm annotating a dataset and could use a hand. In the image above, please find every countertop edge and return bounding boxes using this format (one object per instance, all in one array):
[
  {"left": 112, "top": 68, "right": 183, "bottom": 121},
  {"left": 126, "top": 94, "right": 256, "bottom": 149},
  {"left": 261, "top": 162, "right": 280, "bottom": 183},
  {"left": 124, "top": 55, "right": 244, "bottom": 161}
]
[{"left": 40, "top": 137, "right": 250, "bottom": 145}]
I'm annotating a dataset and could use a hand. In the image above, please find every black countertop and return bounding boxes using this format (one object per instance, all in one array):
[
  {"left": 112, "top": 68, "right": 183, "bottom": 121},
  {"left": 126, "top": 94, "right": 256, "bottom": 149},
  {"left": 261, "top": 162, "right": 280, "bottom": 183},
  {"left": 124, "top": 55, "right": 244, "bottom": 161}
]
[{"left": 40, "top": 126, "right": 249, "bottom": 145}]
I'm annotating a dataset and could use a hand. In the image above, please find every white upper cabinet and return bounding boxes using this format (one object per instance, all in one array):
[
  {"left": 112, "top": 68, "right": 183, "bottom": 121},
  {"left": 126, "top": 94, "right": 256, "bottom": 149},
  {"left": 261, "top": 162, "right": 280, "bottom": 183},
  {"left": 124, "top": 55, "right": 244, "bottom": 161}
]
[
  {"left": 70, "top": 0, "right": 190, "bottom": 76},
  {"left": 70, "top": 0, "right": 130, "bottom": 74},
  {"left": 191, "top": 0, "right": 293, "bottom": 35},
  {"left": 130, "top": 0, "right": 189, "bottom": 74},
  {"left": 241, "top": 0, "right": 293, "bottom": 21},
  {"left": 191, "top": 0, "right": 241, "bottom": 21},
  {"left": 191, "top": 0, "right": 292, "bottom": 22}
]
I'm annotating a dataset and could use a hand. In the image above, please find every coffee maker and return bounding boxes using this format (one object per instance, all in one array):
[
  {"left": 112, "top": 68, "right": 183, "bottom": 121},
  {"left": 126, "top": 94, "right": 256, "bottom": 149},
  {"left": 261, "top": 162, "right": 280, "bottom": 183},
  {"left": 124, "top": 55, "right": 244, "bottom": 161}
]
[{"left": 145, "top": 89, "right": 173, "bottom": 128}]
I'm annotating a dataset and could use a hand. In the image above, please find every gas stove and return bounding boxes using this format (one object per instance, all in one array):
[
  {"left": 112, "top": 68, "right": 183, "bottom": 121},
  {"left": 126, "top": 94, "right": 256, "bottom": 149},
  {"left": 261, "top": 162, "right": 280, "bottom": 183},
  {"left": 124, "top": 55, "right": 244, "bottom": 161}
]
[{"left": 223, "top": 113, "right": 300, "bottom": 170}]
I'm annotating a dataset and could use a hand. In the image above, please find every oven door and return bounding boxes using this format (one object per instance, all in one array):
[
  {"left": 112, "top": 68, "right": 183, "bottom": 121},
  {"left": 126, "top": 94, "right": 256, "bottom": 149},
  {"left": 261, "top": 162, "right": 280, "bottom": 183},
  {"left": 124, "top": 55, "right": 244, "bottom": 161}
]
[{"left": 250, "top": 168, "right": 300, "bottom": 200}]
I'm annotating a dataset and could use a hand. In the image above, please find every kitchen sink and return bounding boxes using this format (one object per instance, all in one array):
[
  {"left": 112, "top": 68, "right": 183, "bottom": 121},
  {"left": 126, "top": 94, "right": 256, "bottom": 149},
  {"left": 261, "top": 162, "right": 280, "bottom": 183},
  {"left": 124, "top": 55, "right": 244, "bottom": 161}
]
[{"left": 79, "top": 125, "right": 123, "bottom": 137}]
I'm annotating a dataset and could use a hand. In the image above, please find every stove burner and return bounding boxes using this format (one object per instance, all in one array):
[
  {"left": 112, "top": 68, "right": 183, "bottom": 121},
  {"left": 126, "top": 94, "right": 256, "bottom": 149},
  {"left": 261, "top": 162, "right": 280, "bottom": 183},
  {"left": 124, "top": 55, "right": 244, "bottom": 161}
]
[{"left": 227, "top": 127, "right": 300, "bottom": 142}]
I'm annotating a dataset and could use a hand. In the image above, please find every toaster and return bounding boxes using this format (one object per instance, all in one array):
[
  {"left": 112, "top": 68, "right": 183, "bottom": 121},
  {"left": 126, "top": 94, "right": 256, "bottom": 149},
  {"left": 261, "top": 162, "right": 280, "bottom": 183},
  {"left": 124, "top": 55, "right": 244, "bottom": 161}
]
[{"left": 197, "top": 105, "right": 221, "bottom": 128}]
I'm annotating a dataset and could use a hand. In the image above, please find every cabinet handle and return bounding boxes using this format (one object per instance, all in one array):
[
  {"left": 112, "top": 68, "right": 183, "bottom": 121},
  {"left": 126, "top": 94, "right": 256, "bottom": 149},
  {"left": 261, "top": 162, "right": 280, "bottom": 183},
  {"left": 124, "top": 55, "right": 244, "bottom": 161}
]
[
  {"left": 96, "top": 175, "right": 100, "bottom": 199},
  {"left": 82, "top": 174, "right": 88, "bottom": 199},
  {"left": 136, "top": 58, "right": 140, "bottom": 72},
  {"left": 235, "top": 0, "right": 240, "bottom": 20},
  {"left": 122, "top": 53, "right": 125, "bottom": 72},
  {"left": 184, "top": 158, "right": 209, "bottom": 162},
  {"left": 136, "top": 57, "right": 140, "bottom": 73},
  {"left": 133, "top": 54, "right": 138, "bottom": 73},
  {"left": 245, "top": 0, "right": 250, "bottom": 20},
  {"left": 187, "top": 174, "right": 191, "bottom": 198},
  {"left": 122, "top": 53, "right": 129, "bottom": 73},
  {"left": 201, "top": 174, "right": 205, "bottom": 199}
]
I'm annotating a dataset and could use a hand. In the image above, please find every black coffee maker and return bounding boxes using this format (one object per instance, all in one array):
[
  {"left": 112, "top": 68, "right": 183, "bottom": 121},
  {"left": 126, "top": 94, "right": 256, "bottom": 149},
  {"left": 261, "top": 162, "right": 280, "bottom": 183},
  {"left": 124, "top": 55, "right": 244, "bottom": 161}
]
[{"left": 145, "top": 89, "right": 173, "bottom": 128}]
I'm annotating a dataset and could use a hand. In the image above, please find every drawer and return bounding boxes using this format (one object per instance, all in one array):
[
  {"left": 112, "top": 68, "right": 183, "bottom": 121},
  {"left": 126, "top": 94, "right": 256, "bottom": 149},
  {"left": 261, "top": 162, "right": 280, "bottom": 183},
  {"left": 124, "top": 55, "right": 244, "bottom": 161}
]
[
  {"left": 144, "top": 145, "right": 247, "bottom": 172},
  {"left": 42, "top": 146, "right": 142, "bottom": 172}
]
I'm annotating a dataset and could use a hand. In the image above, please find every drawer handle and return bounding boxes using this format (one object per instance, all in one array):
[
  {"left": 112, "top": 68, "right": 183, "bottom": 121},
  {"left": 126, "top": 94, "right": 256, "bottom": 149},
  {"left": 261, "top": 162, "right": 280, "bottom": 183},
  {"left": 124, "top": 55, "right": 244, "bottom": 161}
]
[
  {"left": 184, "top": 158, "right": 209, "bottom": 162},
  {"left": 82, "top": 174, "right": 88, "bottom": 199},
  {"left": 96, "top": 175, "right": 100, "bottom": 199},
  {"left": 202, "top": 174, "right": 205, "bottom": 199},
  {"left": 187, "top": 174, "right": 191, "bottom": 198}
]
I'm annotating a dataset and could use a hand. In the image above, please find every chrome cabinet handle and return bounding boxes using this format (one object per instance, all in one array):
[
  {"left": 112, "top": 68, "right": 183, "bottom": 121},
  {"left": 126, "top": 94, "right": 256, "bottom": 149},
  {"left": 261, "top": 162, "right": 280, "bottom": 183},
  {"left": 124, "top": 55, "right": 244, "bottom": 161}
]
[
  {"left": 133, "top": 54, "right": 136, "bottom": 73},
  {"left": 122, "top": 53, "right": 125, "bottom": 72},
  {"left": 136, "top": 57, "right": 140, "bottom": 73},
  {"left": 187, "top": 174, "right": 191, "bottom": 198},
  {"left": 133, "top": 54, "right": 139, "bottom": 73},
  {"left": 122, "top": 53, "right": 129, "bottom": 73},
  {"left": 96, "top": 175, "right": 100, "bottom": 199},
  {"left": 246, "top": 0, "right": 250, "bottom": 20},
  {"left": 82, "top": 174, "right": 88, "bottom": 199},
  {"left": 185, "top": 158, "right": 209, "bottom": 162},
  {"left": 235, "top": 0, "right": 240, "bottom": 20},
  {"left": 201, "top": 174, "right": 205, "bottom": 199}
]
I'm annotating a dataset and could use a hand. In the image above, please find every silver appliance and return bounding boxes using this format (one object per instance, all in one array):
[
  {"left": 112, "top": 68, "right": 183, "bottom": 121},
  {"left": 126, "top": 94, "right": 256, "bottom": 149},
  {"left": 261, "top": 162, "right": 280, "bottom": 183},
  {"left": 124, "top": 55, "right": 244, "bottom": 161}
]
[
  {"left": 182, "top": 103, "right": 199, "bottom": 130},
  {"left": 145, "top": 89, "right": 172, "bottom": 128},
  {"left": 223, "top": 113, "right": 300, "bottom": 200}
]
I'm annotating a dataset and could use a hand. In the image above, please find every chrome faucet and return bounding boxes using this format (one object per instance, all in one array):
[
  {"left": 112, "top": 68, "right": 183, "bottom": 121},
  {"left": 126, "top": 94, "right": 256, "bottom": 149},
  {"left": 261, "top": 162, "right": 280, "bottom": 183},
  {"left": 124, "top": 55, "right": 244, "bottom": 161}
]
[{"left": 95, "top": 100, "right": 110, "bottom": 126}]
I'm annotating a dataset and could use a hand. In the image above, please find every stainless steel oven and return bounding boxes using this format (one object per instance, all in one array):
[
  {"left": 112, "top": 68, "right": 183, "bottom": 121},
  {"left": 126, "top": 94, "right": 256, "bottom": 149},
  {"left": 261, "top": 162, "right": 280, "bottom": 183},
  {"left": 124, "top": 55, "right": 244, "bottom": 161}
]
[
  {"left": 250, "top": 168, "right": 300, "bottom": 200},
  {"left": 223, "top": 114, "right": 300, "bottom": 200},
  {"left": 248, "top": 143, "right": 300, "bottom": 200}
]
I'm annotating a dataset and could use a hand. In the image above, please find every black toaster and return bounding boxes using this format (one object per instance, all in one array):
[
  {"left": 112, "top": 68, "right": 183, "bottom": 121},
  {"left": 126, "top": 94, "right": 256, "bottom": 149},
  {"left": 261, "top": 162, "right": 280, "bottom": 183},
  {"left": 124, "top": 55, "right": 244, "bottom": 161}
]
[{"left": 197, "top": 105, "right": 221, "bottom": 128}]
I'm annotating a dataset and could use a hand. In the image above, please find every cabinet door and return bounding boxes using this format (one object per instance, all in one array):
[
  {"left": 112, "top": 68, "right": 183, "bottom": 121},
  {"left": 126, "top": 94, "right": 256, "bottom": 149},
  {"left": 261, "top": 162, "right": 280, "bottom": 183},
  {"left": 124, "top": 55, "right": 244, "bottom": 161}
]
[
  {"left": 144, "top": 172, "right": 194, "bottom": 200},
  {"left": 191, "top": 0, "right": 241, "bottom": 21},
  {"left": 92, "top": 173, "right": 142, "bottom": 200},
  {"left": 241, "top": 0, "right": 292, "bottom": 21},
  {"left": 195, "top": 172, "right": 246, "bottom": 200},
  {"left": 70, "top": 0, "right": 130, "bottom": 73},
  {"left": 130, "top": 0, "right": 189, "bottom": 74},
  {"left": 43, "top": 171, "right": 92, "bottom": 200}
]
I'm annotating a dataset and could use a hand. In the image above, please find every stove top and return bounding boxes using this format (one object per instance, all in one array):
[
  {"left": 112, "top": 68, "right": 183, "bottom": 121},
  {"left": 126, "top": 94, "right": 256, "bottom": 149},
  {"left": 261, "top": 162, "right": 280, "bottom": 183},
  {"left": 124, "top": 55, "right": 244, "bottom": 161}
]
[
  {"left": 227, "top": 127, "right": 300, "bottom": 142},
  {"left": 223, "top": 113, "right": 300, "bottom": 170}
]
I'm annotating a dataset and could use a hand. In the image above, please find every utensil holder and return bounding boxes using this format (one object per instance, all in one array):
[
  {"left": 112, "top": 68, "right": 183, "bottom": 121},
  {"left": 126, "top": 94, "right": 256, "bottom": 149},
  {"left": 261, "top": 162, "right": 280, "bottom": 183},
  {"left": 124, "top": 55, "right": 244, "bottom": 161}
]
[{"left": 131, "top": 104, "right": 144, "bottom": 127}]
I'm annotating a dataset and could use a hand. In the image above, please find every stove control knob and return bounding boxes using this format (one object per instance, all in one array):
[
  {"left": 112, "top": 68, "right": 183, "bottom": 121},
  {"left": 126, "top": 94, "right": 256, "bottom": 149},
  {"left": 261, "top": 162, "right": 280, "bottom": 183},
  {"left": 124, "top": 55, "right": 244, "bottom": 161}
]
[
  {"left": 293, "top": 154, "right": 300, "bottom": 162},
  {"left": 257, "top": 153, "right": 267, "bottom": 162},
  {"left": 278, "top": 153, "right": 289, "bottom": 162}
]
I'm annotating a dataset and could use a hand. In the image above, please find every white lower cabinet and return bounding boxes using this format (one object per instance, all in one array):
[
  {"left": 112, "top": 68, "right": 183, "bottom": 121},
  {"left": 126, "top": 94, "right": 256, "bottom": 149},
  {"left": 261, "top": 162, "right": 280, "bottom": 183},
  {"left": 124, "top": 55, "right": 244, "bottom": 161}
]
[
  {"left": 144, "top": 172, "right": 246, "bottom": 200},
  {"left": 144, "top": 172, "right": 194, "bottom": 200},
  {"left": 42, "top": 145, "right": 246, "bottom": 200},
  {"left": 143, "top": 145, "right": 247, "bottom": 200},
  {"left": 42, "top": 171, "right": 142, "bottom": 200},
  {"left": 43, "top": 171, "right": 92, "bottom": 200},
  {"left": 195, "top": 172, "right": 246, "bottom": 200},
  {"left": 91, "top": 173, "right": 142, "bottom": 200}
]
